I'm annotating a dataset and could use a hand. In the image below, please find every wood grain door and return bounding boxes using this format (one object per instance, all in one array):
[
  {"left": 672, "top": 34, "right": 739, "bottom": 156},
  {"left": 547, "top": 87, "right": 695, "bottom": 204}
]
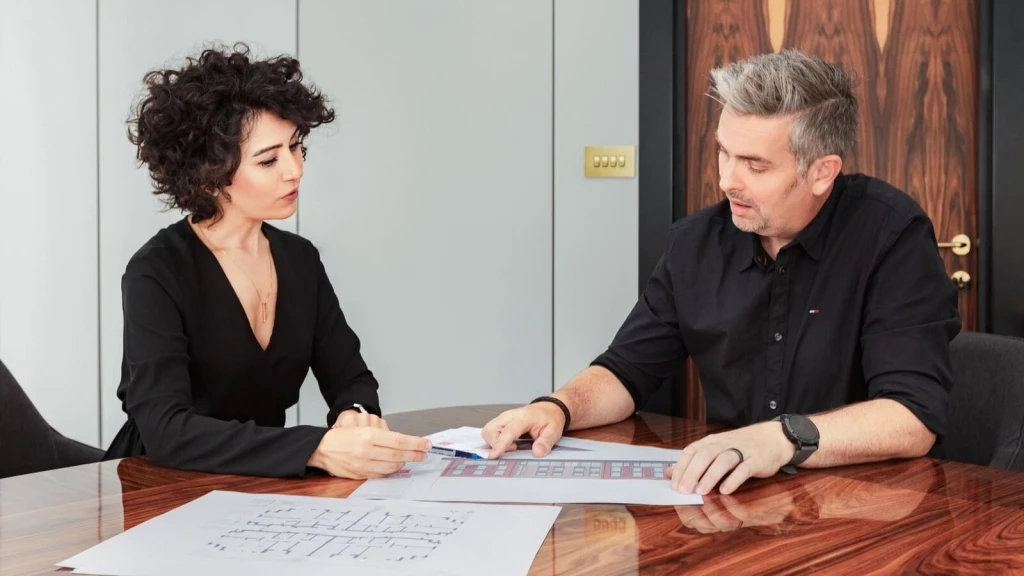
[{"left": 681, "top": 0, "right": 979, "bottom": 421}]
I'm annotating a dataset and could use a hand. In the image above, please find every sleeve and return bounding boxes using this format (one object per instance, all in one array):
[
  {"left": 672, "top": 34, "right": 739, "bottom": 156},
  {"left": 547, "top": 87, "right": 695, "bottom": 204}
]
[
  {"left": 860, "top": 215, "right": 962, "bottom": 436},
  {"left": 121, "top": 266, "right": 329, "bottom": 478},
  {"left": 590, "top": 229, "right": 689, "bottom": 411},
  {"left": 308, "top": 247, "right": 382, "bottom": 427}
]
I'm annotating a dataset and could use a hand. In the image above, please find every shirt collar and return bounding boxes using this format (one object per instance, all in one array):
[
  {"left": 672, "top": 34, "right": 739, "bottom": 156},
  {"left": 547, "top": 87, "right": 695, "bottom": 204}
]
[
  {"left": 793, "top": 172, "right": 845, "bottom": 262},
  {"left": 737, "top": 231, "right": 762, "bottom": 272}
]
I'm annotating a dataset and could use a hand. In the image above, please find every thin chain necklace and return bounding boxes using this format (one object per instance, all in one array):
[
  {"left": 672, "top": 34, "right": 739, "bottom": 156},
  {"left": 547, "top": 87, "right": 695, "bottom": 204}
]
[{"left": 198, "top": 224, "right": 276, "bottom": 324}]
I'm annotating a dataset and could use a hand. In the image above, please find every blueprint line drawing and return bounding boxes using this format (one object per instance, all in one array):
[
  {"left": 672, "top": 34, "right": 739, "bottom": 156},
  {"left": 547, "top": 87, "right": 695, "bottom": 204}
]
[{"left": 204, "top": 500, "right": 473, "bottom": 563}]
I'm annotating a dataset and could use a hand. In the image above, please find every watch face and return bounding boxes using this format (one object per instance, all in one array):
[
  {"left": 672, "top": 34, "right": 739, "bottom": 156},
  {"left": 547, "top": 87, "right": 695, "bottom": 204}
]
[{"left": 788, "top": 415, "right": 819, "bottom": 443}]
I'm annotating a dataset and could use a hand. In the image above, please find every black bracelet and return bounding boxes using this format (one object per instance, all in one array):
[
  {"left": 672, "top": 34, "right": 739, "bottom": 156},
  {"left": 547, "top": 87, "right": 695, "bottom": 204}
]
[{"left": 530, "top": 396, "right": 571, "bottom": 435}]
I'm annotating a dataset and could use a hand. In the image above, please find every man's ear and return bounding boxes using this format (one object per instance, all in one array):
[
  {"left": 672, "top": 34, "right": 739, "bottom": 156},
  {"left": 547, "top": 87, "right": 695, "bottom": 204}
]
[{"left": 807, "top": 155, "right": 843, "bottom": 198}]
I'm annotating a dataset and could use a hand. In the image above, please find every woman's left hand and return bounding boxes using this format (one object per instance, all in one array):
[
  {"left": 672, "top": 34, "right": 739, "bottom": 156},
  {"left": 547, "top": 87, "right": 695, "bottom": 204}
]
[{"left": 333, "top": 410, "right": 390, "bottom": 430}]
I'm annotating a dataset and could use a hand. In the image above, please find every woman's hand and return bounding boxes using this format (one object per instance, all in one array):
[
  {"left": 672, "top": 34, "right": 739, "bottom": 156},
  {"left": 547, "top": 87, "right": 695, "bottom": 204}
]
[{"left": 308, "top": 427, "right": 431, "bottom": 479}]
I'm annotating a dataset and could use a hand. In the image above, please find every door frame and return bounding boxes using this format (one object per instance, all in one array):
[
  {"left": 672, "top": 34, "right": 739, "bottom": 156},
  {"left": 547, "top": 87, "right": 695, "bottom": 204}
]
[{"left": 637, "top": 0, "right": 1021, "bottom": 417}]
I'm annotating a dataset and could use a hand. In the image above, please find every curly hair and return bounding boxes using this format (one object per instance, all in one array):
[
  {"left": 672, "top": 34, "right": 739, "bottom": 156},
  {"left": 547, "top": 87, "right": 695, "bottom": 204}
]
[{"left": 127, "top": 42, "right": 335, "bottom": 222}]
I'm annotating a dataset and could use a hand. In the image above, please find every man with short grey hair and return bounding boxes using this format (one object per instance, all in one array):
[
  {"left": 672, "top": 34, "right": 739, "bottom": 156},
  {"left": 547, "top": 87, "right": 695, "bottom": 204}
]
[{"left": 482, "top": 49, "right": 961, "bottom": 495}]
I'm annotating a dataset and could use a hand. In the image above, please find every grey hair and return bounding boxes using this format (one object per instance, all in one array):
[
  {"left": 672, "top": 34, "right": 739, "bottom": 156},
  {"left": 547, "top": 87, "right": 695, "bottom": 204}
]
[{"left": 709, "top": 49, "right": 858, "bottom": 173}]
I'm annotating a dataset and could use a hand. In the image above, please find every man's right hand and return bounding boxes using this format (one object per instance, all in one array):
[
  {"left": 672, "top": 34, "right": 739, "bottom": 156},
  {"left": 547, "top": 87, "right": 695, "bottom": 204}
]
[
  {"left": 481, "top": 402, "right": 567, "bottom": 459},
  {"left": 309, "top": 427, "right": 431, "bottom": 479}
]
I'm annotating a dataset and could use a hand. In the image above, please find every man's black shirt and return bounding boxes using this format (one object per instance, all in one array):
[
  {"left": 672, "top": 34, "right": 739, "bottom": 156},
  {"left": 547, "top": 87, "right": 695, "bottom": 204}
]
[{"left": 593, "top": 173, "right": 961, "bottom": 434}]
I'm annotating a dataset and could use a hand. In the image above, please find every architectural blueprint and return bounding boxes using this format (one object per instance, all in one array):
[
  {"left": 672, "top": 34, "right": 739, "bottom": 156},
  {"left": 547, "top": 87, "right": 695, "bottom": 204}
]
[
  {"left": 350, "top": 428, "right": 704, "bottom": 506},
  {"left": 58, "top": 490, "right": 560, "bottom": 576},
  {"left": 204, "top": 499, "right": 473, "bottom": 563}
]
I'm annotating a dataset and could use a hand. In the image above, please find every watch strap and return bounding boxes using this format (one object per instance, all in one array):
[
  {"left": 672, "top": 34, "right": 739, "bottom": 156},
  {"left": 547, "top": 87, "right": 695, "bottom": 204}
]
[{"left": 787, "top": 444, "right": 816, "bottom": 467}]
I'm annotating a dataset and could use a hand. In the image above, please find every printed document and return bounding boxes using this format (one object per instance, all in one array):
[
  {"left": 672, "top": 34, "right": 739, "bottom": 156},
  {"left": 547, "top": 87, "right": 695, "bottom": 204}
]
[{"left": 58, "top": 490, "right": 560, "bottom": 576}]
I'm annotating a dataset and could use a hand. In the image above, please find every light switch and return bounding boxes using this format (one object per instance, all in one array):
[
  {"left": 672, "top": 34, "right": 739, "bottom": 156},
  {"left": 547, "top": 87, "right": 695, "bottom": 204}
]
[{"left": 584, "top": 146, "right": 635, "bottom": 178}]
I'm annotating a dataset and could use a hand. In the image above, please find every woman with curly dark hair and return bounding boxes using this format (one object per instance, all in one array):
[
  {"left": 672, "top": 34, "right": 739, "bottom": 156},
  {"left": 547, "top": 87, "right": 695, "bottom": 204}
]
[{"left": 103, "top": 43, "right": 431, "bottom": 478}]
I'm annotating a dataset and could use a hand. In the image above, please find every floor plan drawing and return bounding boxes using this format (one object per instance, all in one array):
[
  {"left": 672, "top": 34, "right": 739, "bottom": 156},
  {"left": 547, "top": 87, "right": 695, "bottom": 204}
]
[
  {"left": 205, "top": 501, "right": 472, "bottom": 563},
  {"left": 58, "top": 490, "right": 561, "bottom": 576}
]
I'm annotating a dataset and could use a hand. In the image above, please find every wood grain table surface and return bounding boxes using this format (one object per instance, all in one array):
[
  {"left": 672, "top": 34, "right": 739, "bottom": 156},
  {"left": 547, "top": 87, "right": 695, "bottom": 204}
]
[{"left": 3, "top": 404, "right": 1023, "bottom": 575}]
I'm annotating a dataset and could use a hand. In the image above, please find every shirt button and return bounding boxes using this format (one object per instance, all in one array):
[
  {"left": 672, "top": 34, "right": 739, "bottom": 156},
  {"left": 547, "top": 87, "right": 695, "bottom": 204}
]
[
  {"left": 774, "top": 332, "right": 783, "bottom": 342},
  {"left": 769, "top": 400, "right": 778, "bottom": 410},
  {"left": 778, "top": 266, "right": 786, "bottom": 275}
]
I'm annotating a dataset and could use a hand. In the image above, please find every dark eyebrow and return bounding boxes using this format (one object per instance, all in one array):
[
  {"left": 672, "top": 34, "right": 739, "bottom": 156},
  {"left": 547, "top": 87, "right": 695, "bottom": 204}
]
[
  {"left": 715, "top": 136, "right": 774, "bottom": 165},
  {"left": 251, "top": 144, "right": 282, "bottom": 157},
  {"left": 250, "top": 128, "right": 303, "bottom": 157}
]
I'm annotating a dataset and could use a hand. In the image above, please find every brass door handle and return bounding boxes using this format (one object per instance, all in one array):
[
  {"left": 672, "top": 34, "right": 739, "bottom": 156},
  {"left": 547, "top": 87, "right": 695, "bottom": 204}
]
[
  {"left": 951, "top": 270, "right": 971, "bottom": 291},
  {"left": 937, "top": 234, "right": 971, "bottom": 256}
]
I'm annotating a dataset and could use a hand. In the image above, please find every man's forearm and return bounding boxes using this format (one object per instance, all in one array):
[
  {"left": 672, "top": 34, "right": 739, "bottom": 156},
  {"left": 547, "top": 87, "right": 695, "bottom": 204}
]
[
  {"left": 800, "top": 399, "right": 936, "bottom": 468},
  {"left": 550, "top": 366, "right": 636, "bottom": 431}
]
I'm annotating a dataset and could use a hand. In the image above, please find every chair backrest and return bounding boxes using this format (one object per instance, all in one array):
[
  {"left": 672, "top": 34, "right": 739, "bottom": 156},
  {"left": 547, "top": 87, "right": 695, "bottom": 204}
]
[
  {"left": 0, "top": 359, "right": 104, "bottom": 478},
  {"left": 942, "top": 332, "right": 1024, "bottom": 470}
]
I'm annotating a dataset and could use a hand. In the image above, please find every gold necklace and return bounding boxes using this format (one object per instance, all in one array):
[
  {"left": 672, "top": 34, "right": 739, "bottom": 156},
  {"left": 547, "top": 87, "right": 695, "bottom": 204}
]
[{"left": 198, "top": 225, "right": 275, "bottom": 324}]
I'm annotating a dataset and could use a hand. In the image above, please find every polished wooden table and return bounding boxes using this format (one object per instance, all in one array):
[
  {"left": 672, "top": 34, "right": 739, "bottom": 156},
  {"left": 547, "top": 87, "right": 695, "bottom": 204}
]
[{"left": 3, "top": 405, "right": 1024, "bottom": 575}]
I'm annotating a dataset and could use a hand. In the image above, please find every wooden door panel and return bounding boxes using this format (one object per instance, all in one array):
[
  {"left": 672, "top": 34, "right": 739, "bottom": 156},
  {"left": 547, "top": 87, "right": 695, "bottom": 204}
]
[
  {"left": 681, "top": 0, "right": 979, "bottom": 421},
  {"left": 685, "top": 0, "right": 773, "bottom": 214},
  {"left": 880, "top": 0, "right": 977, "bottom": 329}
]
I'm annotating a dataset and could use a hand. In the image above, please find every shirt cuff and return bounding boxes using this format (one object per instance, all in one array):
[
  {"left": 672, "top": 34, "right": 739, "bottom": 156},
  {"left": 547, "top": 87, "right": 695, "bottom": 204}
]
[
  {"left": 868, "top": 374, "right": 950, "bottom": 436},
  {"left": 590, "top": 357, "right": 645, "bottom": 413}
]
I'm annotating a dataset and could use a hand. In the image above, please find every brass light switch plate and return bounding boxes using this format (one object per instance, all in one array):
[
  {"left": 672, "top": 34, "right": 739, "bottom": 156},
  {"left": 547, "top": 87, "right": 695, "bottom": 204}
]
[{"left": 584, "top": 146, "right": 636, "bottom": 178}]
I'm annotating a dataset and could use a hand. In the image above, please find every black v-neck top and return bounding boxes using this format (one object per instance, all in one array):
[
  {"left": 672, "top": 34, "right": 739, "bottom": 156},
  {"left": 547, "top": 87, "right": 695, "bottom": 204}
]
[{"left": 103, "top": 218, "right": 381, "bottom": 477}]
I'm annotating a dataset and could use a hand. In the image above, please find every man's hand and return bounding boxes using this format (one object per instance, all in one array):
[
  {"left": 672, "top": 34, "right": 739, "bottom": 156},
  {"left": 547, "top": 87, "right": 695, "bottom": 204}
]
[
  {"left": 670, "top": 421, "right": 796, "bottom": 495},
  {"left": 481, "top": 403, "right": 566, "bottom": 459},
  {"left": 333, "top": 409, "right": 389, "bottom": 430}
]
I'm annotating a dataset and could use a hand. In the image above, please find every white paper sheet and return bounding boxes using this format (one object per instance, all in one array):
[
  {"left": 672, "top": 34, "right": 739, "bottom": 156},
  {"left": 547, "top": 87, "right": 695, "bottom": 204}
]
[
  {"left": 353, "top": 428, "right": 703, "bottom": 506},
  {"left": 58, "top": 490, "right": 560, "bottom": 576},
  {"left": 428, "top": 426, "right": 685, "bottom": 461}
]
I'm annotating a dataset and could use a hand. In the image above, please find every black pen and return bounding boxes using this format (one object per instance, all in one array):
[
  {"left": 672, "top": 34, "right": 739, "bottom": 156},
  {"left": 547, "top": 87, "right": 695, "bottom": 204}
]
[{"left": 428, "top": 446, "right": 484, "bottom": 460}]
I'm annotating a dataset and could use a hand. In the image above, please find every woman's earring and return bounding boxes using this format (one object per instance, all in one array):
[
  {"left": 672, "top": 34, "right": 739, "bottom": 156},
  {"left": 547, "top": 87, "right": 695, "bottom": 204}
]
[{"left": 301, "top": 145, "right": 308, "bottom": 161}]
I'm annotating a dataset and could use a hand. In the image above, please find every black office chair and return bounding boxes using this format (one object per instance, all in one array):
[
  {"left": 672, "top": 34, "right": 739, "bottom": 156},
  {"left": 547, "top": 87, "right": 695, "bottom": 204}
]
[
  {"left": 937, "top": 331, "right": 1024, "bottom": 471},
  {"left": 0, "top": 359, "right": 104, "bottom": 479}
]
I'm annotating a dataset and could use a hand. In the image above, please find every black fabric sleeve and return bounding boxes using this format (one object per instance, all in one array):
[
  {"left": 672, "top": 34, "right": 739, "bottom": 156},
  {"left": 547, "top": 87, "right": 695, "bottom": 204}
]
[
  {"left": 860, "top": 215, "right": 962, "bottom": 436},
  {"left": 121, "top": 263, "right": 329, "bottom": 477},
  {"left": 308, "top": 246, "right": 382, "bottom": 427},
  {"left": 591, "top": 229, "right": 689, "bottom": 411}
]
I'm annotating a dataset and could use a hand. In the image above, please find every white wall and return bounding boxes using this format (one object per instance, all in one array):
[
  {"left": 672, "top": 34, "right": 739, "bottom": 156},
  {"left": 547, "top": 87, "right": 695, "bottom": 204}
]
[
  {"left": 553, "top": 0, "right": 639, "bottom": 388},
  {"left": 97, "top": 0, "right": 299, "bottom": 444},
  {"left": 0, "top": 0, "right": 638, "bottom": 448},
  {"left": 297, "top": 0, "right": 554, "bottom": 421},
  {"left": 0, "top": 0, "right": 100, "bottom": 446}
]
